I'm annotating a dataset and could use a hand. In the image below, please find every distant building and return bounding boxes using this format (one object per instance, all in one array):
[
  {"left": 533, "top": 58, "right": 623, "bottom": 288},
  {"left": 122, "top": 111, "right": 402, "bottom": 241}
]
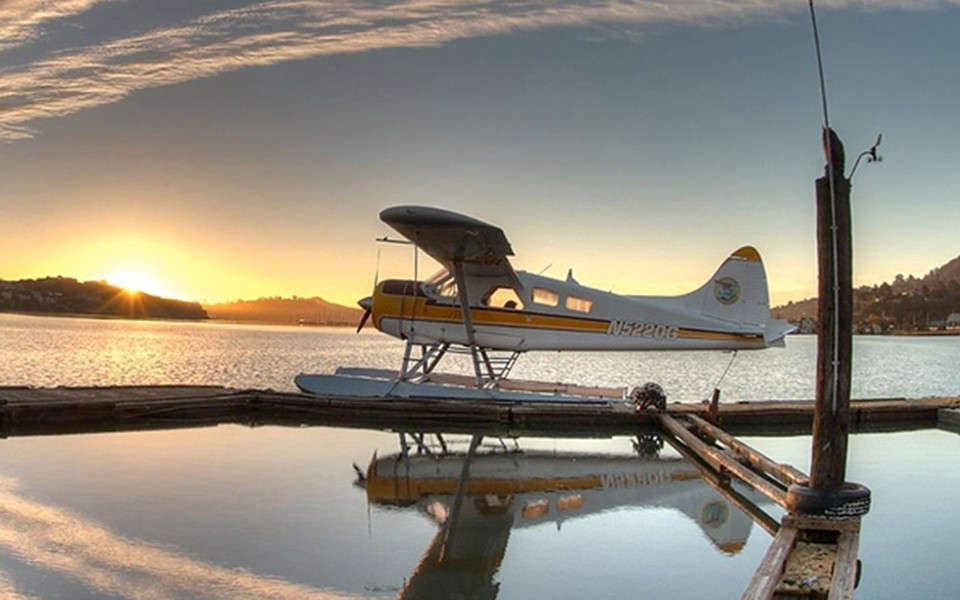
[
  {"left": 947, "top": 313, "right": 960, "bottom": 330},
  {"left": 797, "top": 317, "right": 817, "bottom": 334}
]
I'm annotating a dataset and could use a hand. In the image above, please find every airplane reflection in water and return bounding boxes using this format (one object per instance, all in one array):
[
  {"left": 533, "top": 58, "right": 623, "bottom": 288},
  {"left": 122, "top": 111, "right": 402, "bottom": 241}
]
[{"left": 359, "top": 434, "right": 768, "bottom": 600}]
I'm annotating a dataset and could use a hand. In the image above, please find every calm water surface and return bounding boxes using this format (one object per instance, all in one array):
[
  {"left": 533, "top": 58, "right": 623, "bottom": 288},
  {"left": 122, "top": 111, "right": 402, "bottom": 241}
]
[
  {"left": 4, "top": 312, "right": 960, "bottom": 400},
  {"left": 1, "top": 313, "right": 959, "bottom": 599}
]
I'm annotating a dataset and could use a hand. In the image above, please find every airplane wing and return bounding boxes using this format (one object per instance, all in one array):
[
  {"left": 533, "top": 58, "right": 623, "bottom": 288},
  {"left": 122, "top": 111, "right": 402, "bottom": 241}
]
[{"left": 380, "top": 206, "right": 521, "bottom": 284}]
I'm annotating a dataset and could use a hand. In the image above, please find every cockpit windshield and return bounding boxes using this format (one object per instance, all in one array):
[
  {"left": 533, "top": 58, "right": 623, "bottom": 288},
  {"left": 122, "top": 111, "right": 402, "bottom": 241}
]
[
  {"left": 422, "top": 268, "right": 524, "bottom": 308},
  {"left": 423, "top": 268, "right": 457, "bottom": 298}
]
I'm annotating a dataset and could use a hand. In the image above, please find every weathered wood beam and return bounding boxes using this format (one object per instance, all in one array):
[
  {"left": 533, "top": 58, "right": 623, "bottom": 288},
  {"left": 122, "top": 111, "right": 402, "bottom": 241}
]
[
  {"left": 661, "top": 427, "right": 780, "bottom": 537},
  {"left": 657, "top": 414, "right": 788, "bottom": 508},
  {"left": 741, "top": 524, "right": 798, "bottom": 600},
  {"left": 687, "top": 414, "right": 808, "bottom": 486},
  {"left": 829, "top": 530, "right": 861, "bottom": 600}
]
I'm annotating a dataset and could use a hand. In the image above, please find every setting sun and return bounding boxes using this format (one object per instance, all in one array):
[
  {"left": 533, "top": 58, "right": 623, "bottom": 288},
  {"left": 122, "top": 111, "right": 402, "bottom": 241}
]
[{"left": 105, "top": 270, "right": 171, "bottom": 298}]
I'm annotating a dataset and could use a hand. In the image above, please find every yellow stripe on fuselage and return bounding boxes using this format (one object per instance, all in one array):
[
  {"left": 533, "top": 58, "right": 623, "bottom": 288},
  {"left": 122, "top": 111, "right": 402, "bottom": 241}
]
[
  {"left": 677, "top": 329, "right": 764, "bottom": 343},
  {"left": 372, "top": 288, "right": 763, "bottom": 344},
  {"left": 373, "top": 292, "right": 609, "bottom": 334}
]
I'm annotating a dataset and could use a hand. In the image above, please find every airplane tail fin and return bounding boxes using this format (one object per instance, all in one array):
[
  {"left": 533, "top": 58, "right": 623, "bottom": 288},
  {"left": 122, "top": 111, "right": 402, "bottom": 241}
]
[{"left": 688, "top": 246, "right": 795, "bottom": 346}]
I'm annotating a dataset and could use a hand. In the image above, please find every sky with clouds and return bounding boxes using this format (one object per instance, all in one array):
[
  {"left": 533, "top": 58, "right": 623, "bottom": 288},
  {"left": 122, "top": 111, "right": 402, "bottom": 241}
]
[{"left": 1, "top": 0, "right": 958, "bottom": 306}]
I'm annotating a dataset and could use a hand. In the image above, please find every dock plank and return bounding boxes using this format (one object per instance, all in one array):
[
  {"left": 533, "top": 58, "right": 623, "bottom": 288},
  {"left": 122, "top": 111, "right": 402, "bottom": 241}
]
[
  {"left": 742, "top": 525, "right": 798, "bottom": 600},
  {"left": 829, "top": 530, "right": 861, "bottom": 600}
]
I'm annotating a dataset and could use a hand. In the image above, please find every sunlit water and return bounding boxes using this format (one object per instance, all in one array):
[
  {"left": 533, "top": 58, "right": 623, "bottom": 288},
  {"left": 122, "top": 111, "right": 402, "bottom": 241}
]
[
  {"left": 4, "top": 313, "right": 960, "bottom": 400},
  {"left": 1, "top": 313, "right": 959, "bottom": 599}
]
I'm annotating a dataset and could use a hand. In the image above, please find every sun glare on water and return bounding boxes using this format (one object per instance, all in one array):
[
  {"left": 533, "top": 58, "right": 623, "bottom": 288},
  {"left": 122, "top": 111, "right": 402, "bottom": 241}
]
[{"left": 105, "top": 270, "right": 171, "bottom": 298}]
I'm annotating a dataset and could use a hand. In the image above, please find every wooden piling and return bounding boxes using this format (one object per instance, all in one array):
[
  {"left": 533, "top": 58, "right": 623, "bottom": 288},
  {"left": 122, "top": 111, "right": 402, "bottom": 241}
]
[
  {"left": 811, "top": 166, "right": 854, "bottom": 491},
  {"left": 785, "top": 131, "right": 870, "bottom": 519},
  {"left": 708, "top": 387, "right": 721, "bottom": 424}
]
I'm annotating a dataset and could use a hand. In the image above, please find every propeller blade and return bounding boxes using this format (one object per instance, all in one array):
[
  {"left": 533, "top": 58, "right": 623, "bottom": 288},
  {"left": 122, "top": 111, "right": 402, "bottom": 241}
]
[
  {"left": 356, "top": 308, "right": 371, "bottom": 333},
  {"left": 356, "top": 296, "right": 373, "bottom": 333}
]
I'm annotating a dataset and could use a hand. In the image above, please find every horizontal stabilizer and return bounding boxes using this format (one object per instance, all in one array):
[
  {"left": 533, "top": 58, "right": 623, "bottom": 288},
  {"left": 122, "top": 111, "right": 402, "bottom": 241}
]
[{"left": 764, "top": 319, "right": 796, "bottom": 347}]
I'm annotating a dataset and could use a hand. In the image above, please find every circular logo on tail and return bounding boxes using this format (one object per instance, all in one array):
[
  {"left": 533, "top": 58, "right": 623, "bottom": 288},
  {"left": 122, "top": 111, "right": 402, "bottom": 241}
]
[{"left": 713, "top": 277, "right": 741, "bottom": 306}]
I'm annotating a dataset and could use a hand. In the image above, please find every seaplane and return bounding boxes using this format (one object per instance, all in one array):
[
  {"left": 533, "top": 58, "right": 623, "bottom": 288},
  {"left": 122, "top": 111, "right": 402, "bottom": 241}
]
[{"left": 295, "top": 206, "right": 794, "bottom": 404}]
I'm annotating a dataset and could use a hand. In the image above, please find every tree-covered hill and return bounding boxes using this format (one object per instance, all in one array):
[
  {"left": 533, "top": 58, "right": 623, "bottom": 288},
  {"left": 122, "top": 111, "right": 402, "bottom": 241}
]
[
  {"left": 773, "top": 255, "right": 960, "bottom": 333},
  {"left": 0, "top": 277, "right": 208, "bottom": 320},
  {"left": 204, "top": 296, "right": 361, "bottom": 326}
]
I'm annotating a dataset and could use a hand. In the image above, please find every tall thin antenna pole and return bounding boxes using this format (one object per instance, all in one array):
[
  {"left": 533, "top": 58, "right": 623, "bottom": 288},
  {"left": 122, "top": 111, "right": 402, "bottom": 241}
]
[
  {"left": 809, "top": 1, "right": 832, "bottom": 137},
  {"left": 808, "top": 0, "right": 841, "bottom": 415}
]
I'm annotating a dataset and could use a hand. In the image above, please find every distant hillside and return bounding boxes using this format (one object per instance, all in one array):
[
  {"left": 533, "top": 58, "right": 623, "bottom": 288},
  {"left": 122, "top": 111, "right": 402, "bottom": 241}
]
[
  {"left": 914, "top": 255, "right": 960, "bottom": 291},
  {"left": 205, "top": 296, "right": 361, "bottom": 326},
  {"left": 772, "top": 298, "right": 818, "bottom": 325},
  {"left": 0, "top": 277, "right": 207, "bottom": 320},
  {"left": 773, "top": 254, "right": 960, "bottom": 332}
]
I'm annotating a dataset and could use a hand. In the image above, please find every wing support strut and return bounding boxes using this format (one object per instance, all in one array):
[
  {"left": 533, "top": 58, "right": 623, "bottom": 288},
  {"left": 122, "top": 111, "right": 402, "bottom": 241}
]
[
  {"left": 391, "top": 259, "right": 522, "bottom": 390},
  {"left": 399, "top": 342, "right": 450, "bottom": 382},
  {"left": 452, "top": 259, "right": 486, "bottom": 388}
]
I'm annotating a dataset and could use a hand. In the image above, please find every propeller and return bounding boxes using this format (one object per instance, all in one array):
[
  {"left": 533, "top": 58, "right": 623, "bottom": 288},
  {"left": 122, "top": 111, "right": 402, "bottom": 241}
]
[
  {"left": 356, "top": 295, "right": 372, "bottom": 333},
  {"left": 356, "top": 247, "right": 380, "bottom": 334}
]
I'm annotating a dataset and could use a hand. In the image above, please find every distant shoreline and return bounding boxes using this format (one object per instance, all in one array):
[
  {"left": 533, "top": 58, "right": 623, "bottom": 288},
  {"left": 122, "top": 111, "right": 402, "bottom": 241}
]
[
  {"left": 203, "top": 318, "right": 356, "bottom": 328},
  {"left": 0, "top": 309, "right": 209, "bottom": 323},
  {"left": 0, "top": 310, "right": 355, "bottom": 328},
  {"left": 889, "top": 329, "right": 960, "bottom": 337},
  {"left": 5, "top": 310, "right": 958, "bottom": 335},
  {"left": 789, "top": 330, "right": 960, "bottom": 337}
]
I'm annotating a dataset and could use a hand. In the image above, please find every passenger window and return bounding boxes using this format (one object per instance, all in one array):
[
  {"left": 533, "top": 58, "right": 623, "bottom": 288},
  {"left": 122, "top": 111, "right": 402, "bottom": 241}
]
[
  {"left": 531, "top": 287, "right": 559, "bottom": 307},
  {"left": 485, "top": 287, "right": 525, "bottom": 310},
  {"left": 565, "top": 295, "right": 593, "bottom": 313}
]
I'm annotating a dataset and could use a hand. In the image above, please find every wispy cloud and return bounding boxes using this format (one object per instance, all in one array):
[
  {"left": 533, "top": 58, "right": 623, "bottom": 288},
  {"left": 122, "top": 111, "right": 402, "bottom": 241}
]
[
  {"left": 0, "top": 0, "right": 117, "bottom": 52},
  {"left": 0, "top": 475, "right": 360, "bottom": 599},
  {"left": 0, "top": 0, "right": 956, "bottom": 141},
  {"left": 0, "top": 569, "right": 38, "bottom": 600}
]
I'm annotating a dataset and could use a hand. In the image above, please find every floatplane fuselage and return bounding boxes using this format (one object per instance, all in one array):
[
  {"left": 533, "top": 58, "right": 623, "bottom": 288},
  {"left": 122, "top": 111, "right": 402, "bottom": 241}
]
[
  {"left": 296, "top": 206, "right": 793, "bottom": 401},
  {"left": 369, "top": 247, "right": 791, "bottom": 353}
]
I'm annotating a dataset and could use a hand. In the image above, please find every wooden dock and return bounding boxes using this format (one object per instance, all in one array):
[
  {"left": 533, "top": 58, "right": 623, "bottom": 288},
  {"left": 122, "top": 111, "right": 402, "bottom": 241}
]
[
  {"left": 743, "top": 515, "right": 862, "bottom": 599},
  {"left": 4, "top": 383, "right": 953, "bottom": 599},
  {"left": 1, "top": 385, "right": 958, "bottom": 438},
  {"left": 939, "top": 407, "right": 960, "bottom": 433}
]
